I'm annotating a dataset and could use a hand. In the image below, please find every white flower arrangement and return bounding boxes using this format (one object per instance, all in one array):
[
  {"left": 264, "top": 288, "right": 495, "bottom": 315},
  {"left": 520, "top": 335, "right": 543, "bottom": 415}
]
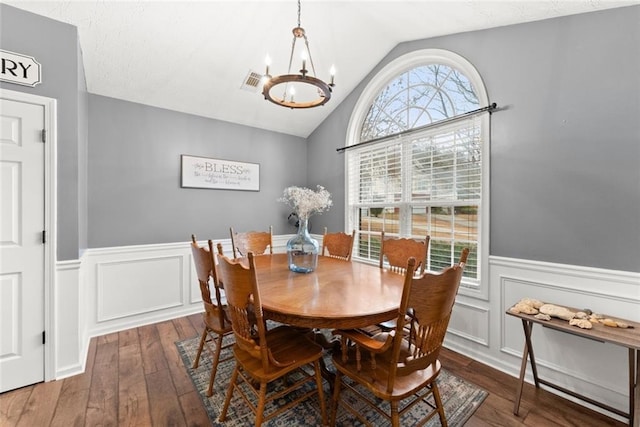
[{"left": 279, "top": 185, "right": 332, "bottom": 221}]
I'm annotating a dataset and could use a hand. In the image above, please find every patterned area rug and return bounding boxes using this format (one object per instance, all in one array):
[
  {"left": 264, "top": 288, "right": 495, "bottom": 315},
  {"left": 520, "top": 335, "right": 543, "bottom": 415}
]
[{"left": 176, "top": 333, "right": 487, "bottom": 426}]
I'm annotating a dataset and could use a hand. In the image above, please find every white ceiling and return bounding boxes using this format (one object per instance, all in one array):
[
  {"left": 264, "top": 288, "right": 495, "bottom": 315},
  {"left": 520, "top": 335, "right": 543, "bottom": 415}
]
[{"left": 5, "top": 0, "right": 638, "bottom": 137}]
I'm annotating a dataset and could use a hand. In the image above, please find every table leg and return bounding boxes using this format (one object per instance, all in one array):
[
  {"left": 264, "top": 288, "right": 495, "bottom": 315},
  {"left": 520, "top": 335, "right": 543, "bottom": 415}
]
[
  {"left": 513, "top": 319, "right": 529, "bottom": 415},
  {"left": 310, "top": 328, "right": 341, "bottom": 351},
  {"left": 631, "top": 348, "right": 639, "bottom": 427},
  {"left": 523, "top": 319, "right": 540, "bottom": 387},
  {"left": 308, "top": 328, "right": 340, "bottom": 390},
  {"left": 514, "top": 320, "right": 534, "bottom": 415}
]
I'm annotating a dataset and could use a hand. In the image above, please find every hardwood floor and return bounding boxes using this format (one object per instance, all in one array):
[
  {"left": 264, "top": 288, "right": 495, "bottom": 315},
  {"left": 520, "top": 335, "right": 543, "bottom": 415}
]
[{"left": 0, "top": 313, "right": 627, "bottom": 426}]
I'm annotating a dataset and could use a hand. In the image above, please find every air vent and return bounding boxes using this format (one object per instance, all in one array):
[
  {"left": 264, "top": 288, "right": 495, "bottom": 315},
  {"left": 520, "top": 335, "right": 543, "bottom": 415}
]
[{"left": 240, "top": 70, "right": 263, "bottom": 92}]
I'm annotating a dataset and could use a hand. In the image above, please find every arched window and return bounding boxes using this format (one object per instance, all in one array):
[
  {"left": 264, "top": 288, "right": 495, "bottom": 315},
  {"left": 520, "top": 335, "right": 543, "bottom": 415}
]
[
  {"left": 345, "top": 49, "right": 489, "bottom": 292},
  {"left": 360, "top": 64, "right": 479, "bottom": 141}
]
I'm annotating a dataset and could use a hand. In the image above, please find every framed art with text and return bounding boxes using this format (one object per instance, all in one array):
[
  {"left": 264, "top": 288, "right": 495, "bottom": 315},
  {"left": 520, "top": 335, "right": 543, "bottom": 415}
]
[{"left": 181, "top": 155, "right": 260, "bottom": 191}]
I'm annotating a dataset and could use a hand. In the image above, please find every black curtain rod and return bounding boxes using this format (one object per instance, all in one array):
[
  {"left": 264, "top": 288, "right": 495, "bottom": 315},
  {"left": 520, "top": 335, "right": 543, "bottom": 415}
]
[{"left": 336, "top": 103, "right": 498, "bottom": 153}]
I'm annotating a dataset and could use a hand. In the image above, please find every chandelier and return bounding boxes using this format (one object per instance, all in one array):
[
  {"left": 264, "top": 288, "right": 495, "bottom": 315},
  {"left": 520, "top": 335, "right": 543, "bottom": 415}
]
[{"left": 262, "top": 0, "right": 335, "bottom": 109}]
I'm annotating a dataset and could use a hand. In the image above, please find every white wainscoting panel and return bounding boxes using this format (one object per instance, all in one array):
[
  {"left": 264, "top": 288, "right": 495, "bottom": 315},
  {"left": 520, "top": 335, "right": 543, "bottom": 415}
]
[
  {"left": 85, "top": 242, "right": 197, "bottom": 337},
  {"left": 488, "top": 256, "right": 640, "bottom": 419},
  {"left": 447, "top": 301, "right": 490, "bottom": 347},
  {"left": 96, "top": 255, "right": 184, "bottom": 322}
]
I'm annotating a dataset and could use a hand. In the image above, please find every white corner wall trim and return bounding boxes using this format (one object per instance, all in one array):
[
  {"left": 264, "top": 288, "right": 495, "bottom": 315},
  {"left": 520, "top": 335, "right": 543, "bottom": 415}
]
[{"left": 54, "top": 259, "right": 83, "bottom": 380}]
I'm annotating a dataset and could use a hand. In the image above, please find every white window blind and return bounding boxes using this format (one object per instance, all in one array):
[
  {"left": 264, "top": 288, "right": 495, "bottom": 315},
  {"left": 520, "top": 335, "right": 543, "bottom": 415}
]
[{"left": 347, "top": 116, "right": 482, "bottom": 280}]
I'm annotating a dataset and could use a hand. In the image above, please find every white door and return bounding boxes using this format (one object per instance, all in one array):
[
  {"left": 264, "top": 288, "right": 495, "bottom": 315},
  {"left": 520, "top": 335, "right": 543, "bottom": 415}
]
[{"left": 0, "top": 96, "right": 45, "bottom": 392}]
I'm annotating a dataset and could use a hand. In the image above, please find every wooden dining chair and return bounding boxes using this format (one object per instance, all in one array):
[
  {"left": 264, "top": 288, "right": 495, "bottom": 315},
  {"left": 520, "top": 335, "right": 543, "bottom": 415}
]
[
  {"left": 371, "top": 231, "right": 430, "bottom": 332},
  {"left": 229, "top": 226, "right": 273, "bottom": 258},
  {"left": 190, "top": 235, "right": 234, "bottom": 397},
  {"left": 330, "top": 248, "right": 469, "bottom": 427},
  {"left": 379, "top": 231, "right": 430, "bottom": 275},
  {"left": 217, "top": 251, "right": 327, "bottom": 426},
  {"left": 321, "top": 227, "right": 356, "bottom": 261}
]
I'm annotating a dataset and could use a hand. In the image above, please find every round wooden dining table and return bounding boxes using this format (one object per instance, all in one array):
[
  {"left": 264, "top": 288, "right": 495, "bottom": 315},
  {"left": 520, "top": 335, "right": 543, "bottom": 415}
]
[{"left": 250, "top": 253, "right": 405, "bottom": 329}]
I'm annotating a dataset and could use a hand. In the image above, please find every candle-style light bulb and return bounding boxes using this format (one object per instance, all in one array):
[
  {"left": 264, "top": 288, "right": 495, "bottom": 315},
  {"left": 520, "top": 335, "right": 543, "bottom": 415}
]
[
  {"left": 329, "top": 65, "right": 336, "bottom": 86},
  {"left": 300, "top": 50, "right": 308, "bottom": 74},
  {"left": 289, "top": 86, "right": 296, "bottom": 102},
  {"left": 264, "top": 54, "right": 272, "bottom": 76}
]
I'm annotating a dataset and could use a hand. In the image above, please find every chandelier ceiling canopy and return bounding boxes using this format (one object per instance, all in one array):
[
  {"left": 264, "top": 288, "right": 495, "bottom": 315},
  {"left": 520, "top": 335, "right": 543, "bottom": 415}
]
[{"left": 261, "top": 0, "right": 335, "bottom": 109}]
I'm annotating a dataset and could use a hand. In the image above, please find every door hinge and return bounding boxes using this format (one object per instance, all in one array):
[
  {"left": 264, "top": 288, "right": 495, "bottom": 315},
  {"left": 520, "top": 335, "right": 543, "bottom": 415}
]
[
  {"left": 42, "top": 331, "right": 46, "bottom": 344},
  {"left": 41, "top": 129, "right": 46, "bottom": 143},
  {"left": 42, "top": 230, "right": 46, "bottom": 244}
]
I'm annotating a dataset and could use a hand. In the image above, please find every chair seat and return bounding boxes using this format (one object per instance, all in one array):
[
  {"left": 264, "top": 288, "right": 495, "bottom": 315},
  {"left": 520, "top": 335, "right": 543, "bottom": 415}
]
[
  {"left": 333, "top": 328, "right": 393, "bottom": 352},
  {"left": 203, "top": 305, "right": 233, "bottom": 334},
  {"left": 332, "top": 345, "right": 441, "bottom": 400},
  {"left": 233, "top": 325, "right": 324, "bottom": 382},
  {"left": 372, "top": 313, "right": 413, "bottom": 332}
]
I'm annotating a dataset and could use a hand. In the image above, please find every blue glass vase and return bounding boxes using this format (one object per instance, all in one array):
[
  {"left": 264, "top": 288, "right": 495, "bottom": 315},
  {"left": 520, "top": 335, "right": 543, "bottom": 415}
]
[{"left": 287, "top": 218, "right": 319, "bottom": 273}]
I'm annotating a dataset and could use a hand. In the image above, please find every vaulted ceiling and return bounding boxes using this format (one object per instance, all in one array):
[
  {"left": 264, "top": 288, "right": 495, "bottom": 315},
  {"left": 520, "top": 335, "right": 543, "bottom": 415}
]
[{"left": 5, "top": 0, "right": 638, "bottom": 137}]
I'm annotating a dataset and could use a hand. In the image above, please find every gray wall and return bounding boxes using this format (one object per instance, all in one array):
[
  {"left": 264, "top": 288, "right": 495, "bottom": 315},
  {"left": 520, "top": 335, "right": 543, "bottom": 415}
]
[
  {"left": 0, "top": 4, "right": 83, "bottom": 261},
  {"left": 308, "top": 6, "right": 640, "bottom": 272},
  {"left": 3, "top": 3, "right": 639, "bottom": 272},
  {"left": 88, "top": 95, "right": 307, "bottom": 247}
]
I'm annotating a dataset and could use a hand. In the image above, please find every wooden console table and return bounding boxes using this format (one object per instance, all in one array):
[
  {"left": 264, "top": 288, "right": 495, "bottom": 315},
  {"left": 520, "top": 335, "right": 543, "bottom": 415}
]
[{"left": 507, "top": 306, "right": 640, "bottom": 427}]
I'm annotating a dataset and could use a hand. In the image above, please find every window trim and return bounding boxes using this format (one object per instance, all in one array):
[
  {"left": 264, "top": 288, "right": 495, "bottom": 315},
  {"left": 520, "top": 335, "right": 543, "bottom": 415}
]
[{"left": 344, "top": 49, "right": 490, "bottom": 300}]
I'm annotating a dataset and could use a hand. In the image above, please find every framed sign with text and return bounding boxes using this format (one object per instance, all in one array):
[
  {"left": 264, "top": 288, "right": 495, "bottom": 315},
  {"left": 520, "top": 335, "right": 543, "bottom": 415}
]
[
  {"left": 181, "top": 155, "right": 260, "bottom": 191},
  {"left": 0, "top": 49, "right": 42, "bottom": 87}
]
